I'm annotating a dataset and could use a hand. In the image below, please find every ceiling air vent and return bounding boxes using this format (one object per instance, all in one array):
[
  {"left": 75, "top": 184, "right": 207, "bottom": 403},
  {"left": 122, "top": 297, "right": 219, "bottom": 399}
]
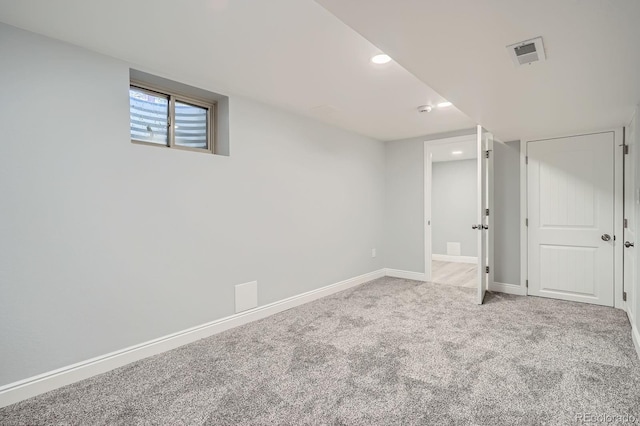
[{"left": 507, "top": 37, "right": 546, "bottom": 66}]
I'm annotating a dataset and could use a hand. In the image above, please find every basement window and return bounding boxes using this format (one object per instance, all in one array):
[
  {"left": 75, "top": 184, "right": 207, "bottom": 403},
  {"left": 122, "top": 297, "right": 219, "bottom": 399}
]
[
  {"left": 130, "top": 84, "right": 213, "bottom": 153},
  {"left": 128, "top": 69, "right": 230, "bottom": 156}
]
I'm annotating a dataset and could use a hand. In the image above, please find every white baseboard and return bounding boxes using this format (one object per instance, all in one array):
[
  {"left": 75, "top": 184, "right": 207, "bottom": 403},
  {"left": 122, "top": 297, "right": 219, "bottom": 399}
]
[
  {"left": 628, "top": 307, "right": 640, "bottom": 361},
  {"left": 384, "top": 268, "right": 427, "bottom": 281},
  {"left": 0, "top": 268, "right": 386, "bottom": 408},
  {"left": 489, "top": 282, "right": 527, "bottom": 296},
  {"left": 432, "top": 254, "right": 477, "bottom": 264},
  {"left": 632, "top": 321, "right": 640, "bottom": 361}
]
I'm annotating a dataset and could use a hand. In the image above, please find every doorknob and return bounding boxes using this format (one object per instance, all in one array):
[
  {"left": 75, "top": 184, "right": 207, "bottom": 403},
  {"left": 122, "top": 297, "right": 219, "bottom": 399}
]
[
  {"left": 625, "top": 241, "right": 635, "bottom": 248},
  {"left": 482, "top": 225, "right": 488, "bottom": 230},
  {"left": 601, "top": 234, "right": 611, "bottom": 241}
]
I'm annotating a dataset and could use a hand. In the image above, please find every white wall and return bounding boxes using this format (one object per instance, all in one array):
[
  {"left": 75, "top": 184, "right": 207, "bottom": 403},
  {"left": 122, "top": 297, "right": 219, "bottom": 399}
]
[
  {"left": 384, "top": 137, "right": 425, "bottom": 272},
  {"left": 431, "top": 159, "right": 477, "bottom": 257},
  {"left": 493, "top": 141, "right": 521, "bottom": 285},
  {"left": 0, "top": 23, "right": 385, "bottom": 386}
]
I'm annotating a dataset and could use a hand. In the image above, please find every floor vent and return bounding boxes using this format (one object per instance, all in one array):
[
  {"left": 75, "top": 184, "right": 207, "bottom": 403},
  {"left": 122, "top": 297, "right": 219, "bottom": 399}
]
[{"left": 507, "top": 37, "right": 546, "bottom": 66}]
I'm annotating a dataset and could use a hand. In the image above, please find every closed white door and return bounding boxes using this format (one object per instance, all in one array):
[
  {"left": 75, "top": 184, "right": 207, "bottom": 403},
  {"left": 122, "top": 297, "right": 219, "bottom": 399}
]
[{"left": 528, "top": 132, "right": 615, "bottom": 306}]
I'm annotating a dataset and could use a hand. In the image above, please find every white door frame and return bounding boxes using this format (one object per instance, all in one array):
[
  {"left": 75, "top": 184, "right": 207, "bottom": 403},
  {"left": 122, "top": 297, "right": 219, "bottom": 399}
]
[
  {"left": 520, "top": 129, "right": 625, "bottom": 309},
  {"left": 424, "top": 134, "right": 478, "bottom": 282}
]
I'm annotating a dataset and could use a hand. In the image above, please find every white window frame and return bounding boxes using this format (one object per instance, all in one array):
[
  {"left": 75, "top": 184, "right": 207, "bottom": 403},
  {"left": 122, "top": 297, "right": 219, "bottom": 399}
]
[{"left": 130, "top": 80, "right": 216, "bottom": 154}]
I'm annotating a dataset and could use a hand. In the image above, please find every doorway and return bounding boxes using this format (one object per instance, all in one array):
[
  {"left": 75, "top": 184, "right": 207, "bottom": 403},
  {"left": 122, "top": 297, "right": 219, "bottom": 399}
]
[
  {"left": 424, "top": 127, "right": 494, "bottom": 304},
  {"left": 429, "top": 139, "right": 478, "bottom": 288}
]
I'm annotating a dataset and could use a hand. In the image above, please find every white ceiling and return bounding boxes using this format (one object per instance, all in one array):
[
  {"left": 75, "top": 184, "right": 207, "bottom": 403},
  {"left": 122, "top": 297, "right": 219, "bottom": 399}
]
[
  {"left": 431, "top": 140, "right": 477, "bottom": 163},
  {"left": 0, "top": 0, "right": 476, "bottom": 141},
  {"left": 316, "top": 0, "right": 640, "bottom": 142}
]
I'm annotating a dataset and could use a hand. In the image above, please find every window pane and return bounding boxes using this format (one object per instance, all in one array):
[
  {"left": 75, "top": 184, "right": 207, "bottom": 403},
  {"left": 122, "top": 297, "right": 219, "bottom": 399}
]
[
  {"left": 129, "top": 87, "right": 169, "bottom": 145},
  {"left": 175, "top": 101, "right": 208, "bottom": 149}
]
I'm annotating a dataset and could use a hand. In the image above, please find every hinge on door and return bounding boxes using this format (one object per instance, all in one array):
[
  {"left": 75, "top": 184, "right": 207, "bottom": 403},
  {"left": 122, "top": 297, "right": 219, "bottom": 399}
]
[
  {"left": 624, "top": 145, "right": 629, "bottom": 155},
  {"left": 623, "top": 292, "right": 627, "bottom": 301},
  {"left": 525, "top": 156, "right": 528, "bottom": 164},
  {"left": 485, "top": 266, "right": 490, "bottom": 274},
  {"left": 485, "top": 150, "right": 490, "bottom": 159},
  {"left": 526, "top": 279, "right": 528, "bottom": 288},
  {"left": 625, "top": 218, "right": 629, "bottom": 228},
  {"left": 525, "top": 218, "right": 528, "bottom": 226},
  {"left": 486, "top": 208, "right": 490, "bottom": 216}
]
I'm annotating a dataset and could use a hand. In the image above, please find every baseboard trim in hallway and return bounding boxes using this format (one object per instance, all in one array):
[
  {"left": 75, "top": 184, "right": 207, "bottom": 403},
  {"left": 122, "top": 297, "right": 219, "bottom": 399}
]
[
  {"left": 0, "top": 268, "right": 386, "bottom": 408},
  {"left": 432, "top": 254, "right": 478, "bottom": 264}
]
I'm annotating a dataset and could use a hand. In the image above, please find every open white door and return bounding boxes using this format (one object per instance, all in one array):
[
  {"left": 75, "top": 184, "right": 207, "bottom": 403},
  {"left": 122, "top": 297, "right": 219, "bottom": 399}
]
[{"left": 476, "top": 126, "right": 494, "bottom": 304}]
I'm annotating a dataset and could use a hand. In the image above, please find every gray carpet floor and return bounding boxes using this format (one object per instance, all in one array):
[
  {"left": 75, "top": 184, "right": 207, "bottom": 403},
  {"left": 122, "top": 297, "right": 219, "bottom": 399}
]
[{"left": 1, "top": 277, "right": 639, "bottom": 425}]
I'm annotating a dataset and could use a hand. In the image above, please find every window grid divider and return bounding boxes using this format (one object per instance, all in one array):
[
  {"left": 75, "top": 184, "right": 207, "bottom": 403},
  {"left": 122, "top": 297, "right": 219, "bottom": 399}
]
[{"left": 168, "top": 95, "right": 176, "bottom": 148}]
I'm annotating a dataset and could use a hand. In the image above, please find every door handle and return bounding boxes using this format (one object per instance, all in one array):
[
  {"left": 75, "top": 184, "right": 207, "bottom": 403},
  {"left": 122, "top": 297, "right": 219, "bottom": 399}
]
[
  {"left": 482, "top": 225, "right": 488, "bottom": 230},
  {"left": 625, "top": 241, "right": 635, "bottom": 248},
  {"left": 472, "top": 225, "right": 478, "bottom": 229},
  {"left": 472, "top": 224, "right": 487, "bottom": 230},
  {"left": 601, "top": 234, "right": 611, "bottom": 241}
]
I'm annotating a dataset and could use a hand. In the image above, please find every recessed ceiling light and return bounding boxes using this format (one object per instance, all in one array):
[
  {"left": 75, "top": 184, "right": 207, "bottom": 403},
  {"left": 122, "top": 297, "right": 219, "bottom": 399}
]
[
  {"left": 371, "top": 54, "right": 392, "bottom": 64},
  {"left": 438, "top": 101, "right": 453, "bottom": 108},
  {"left": 452, "top": 151, "right": 463, "bottom": 155}
]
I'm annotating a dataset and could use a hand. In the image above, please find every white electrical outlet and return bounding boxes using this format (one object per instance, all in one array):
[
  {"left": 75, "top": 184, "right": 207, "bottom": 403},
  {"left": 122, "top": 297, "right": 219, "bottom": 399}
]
[{"left": 371, "top": 248, "right": 376, "bottom": 258}]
